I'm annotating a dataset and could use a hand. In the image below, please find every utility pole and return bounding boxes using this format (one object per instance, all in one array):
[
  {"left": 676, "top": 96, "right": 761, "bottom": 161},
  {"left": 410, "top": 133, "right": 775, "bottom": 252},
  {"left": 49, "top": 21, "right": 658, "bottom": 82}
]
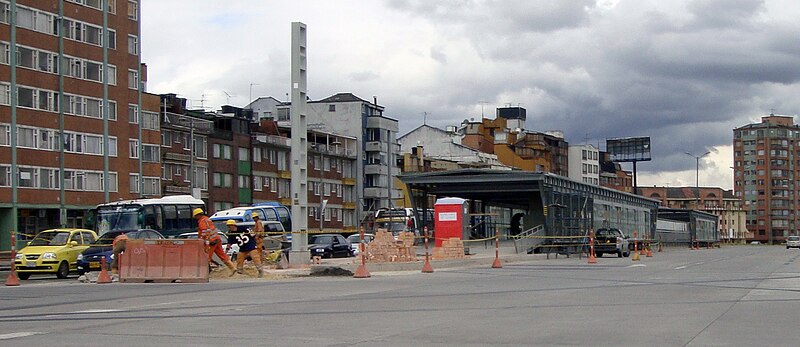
[{"left": 685, "top": 151, "right": 711, "bottom": 210}]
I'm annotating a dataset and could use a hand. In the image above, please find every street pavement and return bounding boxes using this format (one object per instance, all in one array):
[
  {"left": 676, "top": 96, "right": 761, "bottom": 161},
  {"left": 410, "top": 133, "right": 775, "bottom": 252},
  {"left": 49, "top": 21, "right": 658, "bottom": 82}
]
[{"left": 1, "top": 245, "right": 799, "bottom": 346}]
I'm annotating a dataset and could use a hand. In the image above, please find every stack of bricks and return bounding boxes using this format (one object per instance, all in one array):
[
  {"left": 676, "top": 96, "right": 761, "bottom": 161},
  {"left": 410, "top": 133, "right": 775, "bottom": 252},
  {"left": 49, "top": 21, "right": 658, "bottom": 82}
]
[
  {"left": 432, "top": 238, "right": 467, "bottom": 260},
  {"left": 362, "top": 229, "right": 417, "bottom": 263}
]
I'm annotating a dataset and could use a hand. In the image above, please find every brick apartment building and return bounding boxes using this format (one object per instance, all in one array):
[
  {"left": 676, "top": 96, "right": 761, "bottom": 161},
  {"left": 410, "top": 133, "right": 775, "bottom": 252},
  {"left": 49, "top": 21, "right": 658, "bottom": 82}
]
[
  {"left": 0, "top": 0, "right": 160, "bottom": 249},
  {"left": 733, "top": 114, "right": 800, "bottom": 244}
]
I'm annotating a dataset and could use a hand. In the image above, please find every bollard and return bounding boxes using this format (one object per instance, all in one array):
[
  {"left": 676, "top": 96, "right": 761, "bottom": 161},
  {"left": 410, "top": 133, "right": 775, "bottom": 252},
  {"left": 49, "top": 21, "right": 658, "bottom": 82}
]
[
  {"left": 646, "top": 240, "right": 653, "bottom": 257},
  {"left": 631, "top": 231, "right": 640, "bottom": 261},
  {"left": 5, "top": 231, "right": 20, "bottom": 286},
  {"left": 587, "top": 230, "right": 597, "bottom": 264},
  {"left": 96, "top": 256, "right": 112, "bottom": 284},
  {"left": 491, "top": 227, "right": 502, "bottom": 269},
  {"left": 353, "top": 226, "right": 371, "bottom": 278},
  {"left": 658, "top": 238, "right": 663, "bottom": 252},
  {"left": 422, "top": 226, "right": 434, "bottom": 273}
]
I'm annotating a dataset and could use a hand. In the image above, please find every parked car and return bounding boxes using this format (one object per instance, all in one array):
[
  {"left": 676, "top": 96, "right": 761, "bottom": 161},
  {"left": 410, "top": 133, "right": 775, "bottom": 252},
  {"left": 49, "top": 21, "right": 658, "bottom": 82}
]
[
  {"left": 14, "top": 228, "right": 98, "bottom": 279},
  {"left": 347, "top": 233, "right": 374, "bottom": 256},
  {"left": 77, "top": 229, "right": 164, "bottom": 275},
  {"left": 308, "top": 234, "right": 353, "bottom": 258},
  {"left": 594, "top": 228, "right": 630, "bottom": 258},
  {"left": 787, "top": 235, "right": 800, "bottom": 249},
  {"left": 176, "top": 231, "right": 239, "bottom": 261}
]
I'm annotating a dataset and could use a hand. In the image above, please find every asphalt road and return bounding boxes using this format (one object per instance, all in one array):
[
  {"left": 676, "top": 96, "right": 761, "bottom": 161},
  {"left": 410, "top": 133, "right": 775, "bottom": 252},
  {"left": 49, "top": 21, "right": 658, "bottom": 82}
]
[{"left": 2, "top": 246, "right": 799, "bottom": 346}]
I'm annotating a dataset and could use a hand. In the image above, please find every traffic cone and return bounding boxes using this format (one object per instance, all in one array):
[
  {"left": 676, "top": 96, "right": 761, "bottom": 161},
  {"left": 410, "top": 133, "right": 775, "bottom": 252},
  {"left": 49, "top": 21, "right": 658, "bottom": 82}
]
[
  {"left": 353, "top": 240, "right": 371, "bottom": 279},
  {"left": 422, "top": 257, "right": 434, "bottom": 273},
  {"left": 632, "top": 250, "right": 640, "bottom": 261},
  {"left": 96, "top": 256, "right": 112, "bottom": 284},
  {"left": 587, "top": 250, "right": 597, "bottom": 264},
  {"left": 646, "top": 246, "right": 653, "bottom": 257},
  {"left": 492, "top": 254, "right": 503, "bottom": 268},
  {"left": 5, "top": 267, "right": 20, "bottom": 286}
]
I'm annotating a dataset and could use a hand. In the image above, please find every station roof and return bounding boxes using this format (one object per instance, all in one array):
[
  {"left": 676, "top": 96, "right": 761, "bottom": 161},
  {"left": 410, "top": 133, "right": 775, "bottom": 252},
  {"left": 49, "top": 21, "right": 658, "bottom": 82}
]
[{"left": 399, "top": 169, "right": 658, "bottom": 210}]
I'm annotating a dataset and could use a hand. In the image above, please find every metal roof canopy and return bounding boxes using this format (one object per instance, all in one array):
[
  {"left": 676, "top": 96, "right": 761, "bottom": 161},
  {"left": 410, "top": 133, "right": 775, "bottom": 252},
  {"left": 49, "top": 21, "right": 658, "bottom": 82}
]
[{"left": 399, "top": 169, "right": 658, "bottom": 210}]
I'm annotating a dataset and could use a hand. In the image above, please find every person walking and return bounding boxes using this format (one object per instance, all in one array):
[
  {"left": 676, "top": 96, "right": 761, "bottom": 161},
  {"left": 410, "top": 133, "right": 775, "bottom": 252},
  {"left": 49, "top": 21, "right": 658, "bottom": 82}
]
[
  {"left": 225, "top": 219, "right": 264, "bottom": 278},
  {"left": 251, "top": 212, "right": 265, "bottom": 258},
  {"left": 110, "top": 233, "right": 128, "bottom": 275},
  {"left": 193, "top": 208, "right": 236, "bottom": 275}
]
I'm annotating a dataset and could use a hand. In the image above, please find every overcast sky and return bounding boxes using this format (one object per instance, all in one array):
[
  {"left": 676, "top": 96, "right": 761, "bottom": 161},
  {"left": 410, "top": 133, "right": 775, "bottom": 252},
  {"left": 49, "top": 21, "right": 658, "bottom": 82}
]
[{"left": 142, "top": 0, "right": 800, "bottom": 191}]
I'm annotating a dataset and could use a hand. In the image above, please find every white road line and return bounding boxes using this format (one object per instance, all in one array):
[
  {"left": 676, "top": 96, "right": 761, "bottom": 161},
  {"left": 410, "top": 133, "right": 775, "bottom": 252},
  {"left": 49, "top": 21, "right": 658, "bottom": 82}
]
[
  {"left": 72, "top": 309, "right": 123, "bottom": 314},
  {"left": 627, "top": 264, "right": 646, "bottom": 268},
  {"left": 675, "top": 266, "right": 687, "bottom": 270},
  {"left": 0, "top": 332, "right": 44, "bottom": 340},
  {"left": 122, "top": 299, "right": 201, "bottom": 310}
]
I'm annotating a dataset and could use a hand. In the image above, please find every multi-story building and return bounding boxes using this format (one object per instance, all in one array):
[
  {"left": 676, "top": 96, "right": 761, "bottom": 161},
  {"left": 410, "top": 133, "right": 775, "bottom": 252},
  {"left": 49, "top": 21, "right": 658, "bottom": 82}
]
[
  {"left": 1, "top": 0, "right": 160, "bottom": 248},
  {"left": 397, "top": 124, "right": 506, "bottom": 169},
  {"left": 639, "top": 186, "right": 750, "bottom": 242},
  {"left": 599, "top": 151, "right": 633, "bottom": 193},
  {"left": 207, "top": 105, "right": 253, "bottom": 212},
  {"left": 568, "top": 144, "right": 599, "bottom": 185},
  {"left": 733, "top": 114, "right": 800, "bottom": 244},
  {"left": 158, "top": 94, "right": 211, "bottom": 200}
]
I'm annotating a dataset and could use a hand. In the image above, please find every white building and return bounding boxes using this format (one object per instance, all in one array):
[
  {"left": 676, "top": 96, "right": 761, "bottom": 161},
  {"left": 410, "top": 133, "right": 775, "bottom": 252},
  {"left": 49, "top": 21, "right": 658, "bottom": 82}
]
[
  {"left": 568, "top": 144, "right": 600, "bottom": 185},
  {"left": 398, "top": 124, "right": 508, "bottom": 169}
]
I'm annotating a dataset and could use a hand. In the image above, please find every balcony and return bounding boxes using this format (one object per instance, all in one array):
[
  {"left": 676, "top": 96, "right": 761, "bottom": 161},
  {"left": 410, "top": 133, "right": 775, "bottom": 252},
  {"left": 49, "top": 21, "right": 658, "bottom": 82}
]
[
  {"left": 253, "top": 134, "right": 290, "bottom": 147},
  {"left": 278, "top": 198, "right": 291, "bottom": 206},
  {"left": 342, "top": 178, "right": 356, "bottom": 186},
  {"left": 164, "top": 152, "right": 191, "bottom": 162},
  {"left": 365, "top": 164, "right": 388, "bottom": 175},
  {"left": 365, "top": 141, "right": 384, "bottom": 152},
  {"left": 164, "top": 185, "right": 191, "bottom": 194},
  {"left": 278, "top": 170, "right": 292, "bottom": 179},
  {"left": 342, "top": 202, "right": 356, "bottom": 209}
]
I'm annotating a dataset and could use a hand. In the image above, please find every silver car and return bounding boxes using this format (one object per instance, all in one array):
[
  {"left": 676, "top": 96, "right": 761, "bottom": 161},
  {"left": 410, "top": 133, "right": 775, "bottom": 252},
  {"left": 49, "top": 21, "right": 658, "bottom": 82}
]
[{"left": 787, "top": 235, "right": 800, "bottom": 249}]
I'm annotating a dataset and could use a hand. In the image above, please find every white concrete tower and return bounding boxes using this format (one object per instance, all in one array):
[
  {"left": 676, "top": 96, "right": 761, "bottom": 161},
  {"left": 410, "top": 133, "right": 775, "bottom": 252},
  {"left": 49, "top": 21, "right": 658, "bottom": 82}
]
[{"left": 289, "top": 22, "right": 310, "bottom": 264}]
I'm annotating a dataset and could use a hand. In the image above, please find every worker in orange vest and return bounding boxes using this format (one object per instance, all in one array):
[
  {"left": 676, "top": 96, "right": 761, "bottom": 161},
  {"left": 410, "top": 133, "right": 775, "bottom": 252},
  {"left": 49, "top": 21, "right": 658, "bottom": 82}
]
[
  {"left": 110, "top": 233, "right": 128, "bottom": 275},
  {"left": 193, "top": 208, "right": 236, "bottom": 275},
  {"left": 251, "top": 212, "right": 265, "bottom": 258}
]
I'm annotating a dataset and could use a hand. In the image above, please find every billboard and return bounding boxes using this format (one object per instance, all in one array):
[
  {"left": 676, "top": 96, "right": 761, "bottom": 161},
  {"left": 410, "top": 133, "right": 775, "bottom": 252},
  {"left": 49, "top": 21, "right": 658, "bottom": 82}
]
[{"left": 607, "top": 137, "right": 651, "bottom": 162}]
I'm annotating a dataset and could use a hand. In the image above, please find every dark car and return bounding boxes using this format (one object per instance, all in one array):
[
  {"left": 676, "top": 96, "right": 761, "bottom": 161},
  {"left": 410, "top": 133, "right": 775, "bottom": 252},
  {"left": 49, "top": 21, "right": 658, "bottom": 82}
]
[
  {"left": 308, "top": 234, "right": 352, "bottom": 258},
  {"left": 77, "top": 229, "right": 164, "bottom": 274}
]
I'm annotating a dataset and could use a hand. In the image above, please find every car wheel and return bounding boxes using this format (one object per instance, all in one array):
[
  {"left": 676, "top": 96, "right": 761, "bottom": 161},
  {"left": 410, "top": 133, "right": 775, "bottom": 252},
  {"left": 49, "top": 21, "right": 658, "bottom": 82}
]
[
  {"left": 56, "top": 261, "right": 70, "bottom": 279},
  {"left": 17, "top": 272, "right": 31, "bottom": 280},
  {"left": 624, "top": 251, "right": 630, "bottom": 257},
  {"left": 595, "top": 252, "right": 602, "bottom": 258}
]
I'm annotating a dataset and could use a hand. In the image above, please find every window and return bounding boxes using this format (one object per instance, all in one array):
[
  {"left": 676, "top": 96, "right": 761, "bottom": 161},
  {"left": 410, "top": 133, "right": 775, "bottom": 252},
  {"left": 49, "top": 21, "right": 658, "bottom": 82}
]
[
  {"left": 214, "top": 173, "right": 232, "bottom": 188},
  {"left": 128, "top": 104, "right": 139, "bottom": 124},
  {"left": 253, "top": 148, "right": 262, "bottom": 162},
  {"left": 127, "top": 35, "right": 138, "bottom": 55},
  {"left": 193, "top": 136, "right": 207, "bottom": 158},
  {"left": 238, "top": 147, "right": 249, "bottom": 161},
  {"left": 141, "top": 112, "right": 159, "bottom": 130},
  {"left": 328, "top": 104, "right": 335, "bottom": 112},
  {"left": 17, "top": 86, "right": 34, "bottom": 108},
  {"left": 253, "top": 176, "right": 262, "bottom": 191},
  {"left": 128, "top": 70, "right": 138, "bottom": 89},
  {"left": 129, "top": 139, "right": 139, "bottom": 158},
  {"left": 238, "top": 175, "right": 250, "bottom": 189},
  {"left": 127, "top": 1, "right": 138, "bottom": 20},
  {"left": 0, "top": 83, "right": 8, "bottom": 105},
  {"left": 18, "top": 127, "right": 35, "bottom": 148},
  {"left": 142, "top": 144, "right": 159, "bottom": 162},
  {"left": 0, "top": 124, "right": 8, "bottom": 145},
  {"left": 142, "top": 177, "right": 160, "bottom": 196},
  {"left": 213, "top": 144, "right": 231, "bottom": 159}
]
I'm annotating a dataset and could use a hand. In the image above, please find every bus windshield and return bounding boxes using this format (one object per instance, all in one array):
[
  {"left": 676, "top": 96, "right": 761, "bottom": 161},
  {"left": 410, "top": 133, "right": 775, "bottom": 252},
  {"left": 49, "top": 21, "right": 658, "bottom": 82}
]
[{"left": 96, "top": 206, "right": 142, "bottom": 234}]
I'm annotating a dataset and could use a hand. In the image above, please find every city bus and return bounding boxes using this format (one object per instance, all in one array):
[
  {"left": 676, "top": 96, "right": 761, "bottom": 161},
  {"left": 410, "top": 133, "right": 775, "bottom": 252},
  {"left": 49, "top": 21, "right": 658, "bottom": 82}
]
[{"left": 89, "top": 195, "right": 205, "bottom": 238}]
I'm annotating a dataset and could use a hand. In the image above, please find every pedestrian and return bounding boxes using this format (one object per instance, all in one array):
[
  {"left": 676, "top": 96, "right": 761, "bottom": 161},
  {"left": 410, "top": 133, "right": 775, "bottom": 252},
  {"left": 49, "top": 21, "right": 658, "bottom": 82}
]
[
  {"left": 225, "top": 219, "right": 264, "bottom": 278},
  {"left": 193, "top": 208, "right": 236, "bottom": 275},
  {"left": 251, "top": 212, "right": 265, "bottom": 258},
  {"left": 110, "top": 233, "right": 128, "bottom": 275}
]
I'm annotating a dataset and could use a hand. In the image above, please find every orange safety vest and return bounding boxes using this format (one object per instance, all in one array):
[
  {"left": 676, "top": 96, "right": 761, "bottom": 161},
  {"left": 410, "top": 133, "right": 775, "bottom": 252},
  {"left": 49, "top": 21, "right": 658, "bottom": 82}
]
[
  {"left": 112, "top": 234, "right": 129, "bottom": 248},
  {"left": 197, "top": 215, "right": 219, "bottom": 241}
]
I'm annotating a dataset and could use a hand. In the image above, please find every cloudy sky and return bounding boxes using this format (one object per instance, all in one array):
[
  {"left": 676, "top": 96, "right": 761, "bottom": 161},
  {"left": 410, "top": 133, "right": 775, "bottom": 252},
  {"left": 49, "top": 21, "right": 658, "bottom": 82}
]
[{"left": 142, "top": 0, "right": 800, "bottom": 190}]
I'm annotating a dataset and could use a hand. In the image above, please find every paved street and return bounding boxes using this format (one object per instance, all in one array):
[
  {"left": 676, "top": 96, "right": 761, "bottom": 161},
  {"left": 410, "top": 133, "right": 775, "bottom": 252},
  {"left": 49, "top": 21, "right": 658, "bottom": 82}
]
[{"left": 2, "top": 246, "right": 799, "bottom": 346}]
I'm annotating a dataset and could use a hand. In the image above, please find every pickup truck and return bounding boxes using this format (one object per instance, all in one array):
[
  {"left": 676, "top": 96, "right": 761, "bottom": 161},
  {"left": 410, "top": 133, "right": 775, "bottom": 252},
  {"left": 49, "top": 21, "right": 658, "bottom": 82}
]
[{"left": 593, "top": 228, "right": 630, "bottom": 258}]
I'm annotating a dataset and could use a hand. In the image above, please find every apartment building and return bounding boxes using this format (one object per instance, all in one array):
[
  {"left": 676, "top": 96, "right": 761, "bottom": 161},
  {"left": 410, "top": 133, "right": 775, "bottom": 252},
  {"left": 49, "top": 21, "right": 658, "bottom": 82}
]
[
  {"left": 158, "top": 93, "right": 211, "bottom": 201},
  {"left": 0, "top": 0, "right": 159, "bottom": 248},
  {"left": 733, "top": 114, "right": 800, "bottom": 244},
  {"left": 568, "top": 144, "right": 600, "bottom": 185}
]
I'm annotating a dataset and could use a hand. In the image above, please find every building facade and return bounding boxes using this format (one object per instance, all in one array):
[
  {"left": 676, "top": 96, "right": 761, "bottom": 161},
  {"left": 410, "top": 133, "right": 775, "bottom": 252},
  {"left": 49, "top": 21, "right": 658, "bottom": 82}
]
[
  {"left": 1, "top": 0, "right": 160, "bottom": 249},
  {"left": 733, "top": 114, "right": 800, "bottom": 244},
  {"left": 599, "top": 151, "right": 633, "bottom": 193},
  {"left": 568, "top": 144, "right": 599, "bottom": 185},
  {"left": 639, "top": 186, "right": 750, "bottom": 242}
]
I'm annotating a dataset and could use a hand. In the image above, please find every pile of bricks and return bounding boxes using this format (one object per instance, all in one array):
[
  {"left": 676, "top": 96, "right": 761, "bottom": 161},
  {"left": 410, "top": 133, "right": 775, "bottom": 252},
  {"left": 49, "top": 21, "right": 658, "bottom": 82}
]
[
  {"left": 363, "top": 229, "right": 417, "bottom": 263},
  {"left": 432, "top": 238, "right": 467, "bottom": 260}
]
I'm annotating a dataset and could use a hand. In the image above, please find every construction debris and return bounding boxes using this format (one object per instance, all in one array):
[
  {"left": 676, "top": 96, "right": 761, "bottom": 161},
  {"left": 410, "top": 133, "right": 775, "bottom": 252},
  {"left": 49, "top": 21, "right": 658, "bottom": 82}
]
[
  {"left": 363, "top": 230, "right": 417, "bottom": 263},
  {"left": 432, "top": 238, "right": 467, "bottom": 260}
]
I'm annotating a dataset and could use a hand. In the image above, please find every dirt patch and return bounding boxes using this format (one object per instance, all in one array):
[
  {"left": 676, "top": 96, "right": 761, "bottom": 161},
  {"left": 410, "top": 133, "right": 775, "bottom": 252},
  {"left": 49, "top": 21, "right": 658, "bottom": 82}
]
[{"left": 208, "top": 264, "right": 290, "bottom": 280}]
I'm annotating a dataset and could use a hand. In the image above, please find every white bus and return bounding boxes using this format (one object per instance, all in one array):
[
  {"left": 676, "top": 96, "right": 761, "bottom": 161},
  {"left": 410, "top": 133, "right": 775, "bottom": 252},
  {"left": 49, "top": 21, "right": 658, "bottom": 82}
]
[{"left": 89, "top": 195, "right": 205, "bottom": 237}]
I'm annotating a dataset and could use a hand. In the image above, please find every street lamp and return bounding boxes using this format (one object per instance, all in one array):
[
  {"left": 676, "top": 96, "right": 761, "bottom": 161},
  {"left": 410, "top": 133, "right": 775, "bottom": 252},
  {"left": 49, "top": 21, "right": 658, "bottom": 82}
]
[{"left": 685, "top": 151, "right": 711, "bottom": 210}]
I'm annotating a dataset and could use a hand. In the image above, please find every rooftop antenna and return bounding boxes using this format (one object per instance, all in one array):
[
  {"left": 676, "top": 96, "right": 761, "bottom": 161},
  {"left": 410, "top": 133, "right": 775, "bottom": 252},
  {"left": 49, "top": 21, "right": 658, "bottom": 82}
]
[
  {"left": 423, "top": 111, "right": 428, "bottom": 125},
  {"left": 249, "top": 83, "right": 260, "bottom": 105},
  {"left": 584, "top": 132, "right": 590, "bottom": 145},
  {"left": 223, "top": 91, "right": 233, "bottom": 105},
  {"left": 478, "top": 101, "right": 488, "bottom": 118},
  {"left": 770, "top": 108, "right": 775, "bottom": 116}
]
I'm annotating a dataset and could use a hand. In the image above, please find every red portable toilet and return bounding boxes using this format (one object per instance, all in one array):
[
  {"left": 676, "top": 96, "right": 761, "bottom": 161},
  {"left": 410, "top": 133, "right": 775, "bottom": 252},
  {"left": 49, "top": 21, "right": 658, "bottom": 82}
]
[{"left": 434, "top": 197, "right": 469, "bottom": 247}]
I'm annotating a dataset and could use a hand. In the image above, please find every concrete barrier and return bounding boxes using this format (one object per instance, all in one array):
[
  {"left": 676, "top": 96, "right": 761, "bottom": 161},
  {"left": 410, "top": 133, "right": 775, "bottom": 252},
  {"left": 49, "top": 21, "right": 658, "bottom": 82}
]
[{"left": 119, "top": 239, "right": 208, "bottom": 283}]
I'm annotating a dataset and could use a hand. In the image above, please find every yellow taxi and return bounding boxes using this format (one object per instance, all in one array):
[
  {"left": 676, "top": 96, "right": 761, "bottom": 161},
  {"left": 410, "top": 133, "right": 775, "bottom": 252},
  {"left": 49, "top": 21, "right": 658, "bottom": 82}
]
[{"left": 14, "top": 228, "right": 97, "bottom": 279}]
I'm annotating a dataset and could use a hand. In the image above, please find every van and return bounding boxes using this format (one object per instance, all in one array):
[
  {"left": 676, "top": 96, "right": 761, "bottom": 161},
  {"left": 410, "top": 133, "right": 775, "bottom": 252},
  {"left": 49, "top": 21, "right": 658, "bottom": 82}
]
[
  {"left": 252, "top": 202, "right": 292, "bottom": 232},
  {"left": 374, "top": 208, "right": 434, "bottom": 239}
]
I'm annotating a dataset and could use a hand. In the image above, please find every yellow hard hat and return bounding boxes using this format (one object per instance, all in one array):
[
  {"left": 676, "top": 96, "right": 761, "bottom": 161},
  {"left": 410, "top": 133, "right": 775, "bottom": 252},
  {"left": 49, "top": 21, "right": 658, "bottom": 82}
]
[
  {"left": 226, "top": 219, "right": 237, "bottom": 226},
  {"left": 251, "top": 212, "right": 259, "bottom": 218},
  {"left": 192, "top": 208, "right": 204, "bottom": 217}
]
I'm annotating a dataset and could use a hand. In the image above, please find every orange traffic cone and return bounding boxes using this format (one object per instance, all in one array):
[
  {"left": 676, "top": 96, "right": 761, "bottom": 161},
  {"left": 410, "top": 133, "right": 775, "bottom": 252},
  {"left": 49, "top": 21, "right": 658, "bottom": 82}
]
[
  {"left": 96, "top": 256, "right": 112, "bottom": 284},
  {"left": 5, "top": 266, "right": 20, "bottom": 286},
  {"left": 646, "top": 246, "right": 653, "bottom": 257},
  {"left": 353, "top": 238, "right": 371, "bottom": 278},
  {"left": 491, "top": 229, "right": 503, "bottom": 269},
  {"left": 422, "top": 257, "right": 434, "bottom": 273}
]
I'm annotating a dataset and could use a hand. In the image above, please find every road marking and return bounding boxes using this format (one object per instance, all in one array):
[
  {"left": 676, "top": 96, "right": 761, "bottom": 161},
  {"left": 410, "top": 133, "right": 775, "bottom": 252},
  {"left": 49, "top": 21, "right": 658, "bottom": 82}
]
[
  {"left": 675, "top": 266, "right": 687, "bottom": 270},
  {"left": 73, "top": 309, "right": 123, "bottom": 314},
  {"left": 122, "top": 299, "right": 201, "bottom": 310},
  {"left": 627, "top": 264, "right": 646, "bottom": 268},
  {"left": 0, "top": 332, "right": 44, "bottom": 340}
]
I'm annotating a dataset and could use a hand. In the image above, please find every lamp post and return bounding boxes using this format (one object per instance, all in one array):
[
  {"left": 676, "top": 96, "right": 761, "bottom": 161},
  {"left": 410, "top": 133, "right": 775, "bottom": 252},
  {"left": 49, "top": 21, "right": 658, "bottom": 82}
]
[{"left": 685, "top": 151, "right": 711, "bottom": 210}]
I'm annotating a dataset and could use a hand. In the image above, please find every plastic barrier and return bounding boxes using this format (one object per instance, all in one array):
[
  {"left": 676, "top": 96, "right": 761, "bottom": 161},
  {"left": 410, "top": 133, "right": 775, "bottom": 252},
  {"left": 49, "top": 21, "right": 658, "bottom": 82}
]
[{"left": 119, "top": 239, "right": 209, "bottom": 283}]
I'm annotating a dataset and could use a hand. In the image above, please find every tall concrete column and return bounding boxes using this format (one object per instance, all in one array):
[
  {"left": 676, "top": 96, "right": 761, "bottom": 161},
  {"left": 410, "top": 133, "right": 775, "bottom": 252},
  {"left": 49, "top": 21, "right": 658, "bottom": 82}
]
[{"left": 289, "top": 22, "right": 310, "bottom": 264}]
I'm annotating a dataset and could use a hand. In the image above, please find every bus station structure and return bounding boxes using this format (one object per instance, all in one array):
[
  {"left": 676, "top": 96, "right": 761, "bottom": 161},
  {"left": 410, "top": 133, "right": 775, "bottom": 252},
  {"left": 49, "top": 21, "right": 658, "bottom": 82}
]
[{"left": 399, "top": 169, "right": 660, "bottom": 250}]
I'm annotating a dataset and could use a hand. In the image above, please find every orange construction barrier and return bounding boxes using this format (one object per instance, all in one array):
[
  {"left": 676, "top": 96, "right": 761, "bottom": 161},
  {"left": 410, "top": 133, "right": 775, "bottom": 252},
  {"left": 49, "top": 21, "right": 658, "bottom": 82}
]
[
  {"left": 353, "top": 226, "right": 371, "bottom": 278},
  {"left": 5, "top": 231, "right": 20, "bottom": 286},
  {"left": 631, "top": 231, "right": 640, "bottom": 261},
  {"left": 119, "top": 239, "right": 208, "bottom": 283}
]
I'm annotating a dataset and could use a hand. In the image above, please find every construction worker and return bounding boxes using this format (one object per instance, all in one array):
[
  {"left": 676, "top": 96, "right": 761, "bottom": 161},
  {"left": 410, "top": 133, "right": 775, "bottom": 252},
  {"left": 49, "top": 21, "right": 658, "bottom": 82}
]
[
  {"left": 193, "top": 208, "right": 236, "bottom": 275},
  {"left": 251, "top": 212, "right": 265, "bottom": 258},
  {"left": 110, "top": 233, "right": 128, "bottom": 275},
  {"left": 225, "top": 219, "right": 263, "bottom": 278}
]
